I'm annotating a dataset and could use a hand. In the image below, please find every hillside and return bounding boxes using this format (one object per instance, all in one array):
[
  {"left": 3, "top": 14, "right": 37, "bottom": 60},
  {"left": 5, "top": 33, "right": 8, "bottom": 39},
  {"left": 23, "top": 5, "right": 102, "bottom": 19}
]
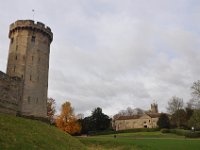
[{"left": 0, "top": 114, "right": 86, "bottom": 150}]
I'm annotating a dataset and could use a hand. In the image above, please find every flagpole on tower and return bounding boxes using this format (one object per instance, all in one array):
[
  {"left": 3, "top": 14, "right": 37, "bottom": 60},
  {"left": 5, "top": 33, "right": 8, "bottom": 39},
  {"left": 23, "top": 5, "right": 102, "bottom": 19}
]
[{"left": 32, "top": 9, "right": 35, "bottom": 21}]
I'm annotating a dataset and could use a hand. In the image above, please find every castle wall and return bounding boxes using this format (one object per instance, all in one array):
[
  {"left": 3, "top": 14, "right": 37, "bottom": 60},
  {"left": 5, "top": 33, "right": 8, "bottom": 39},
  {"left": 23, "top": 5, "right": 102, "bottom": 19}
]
[{"left": 0, "top": 71, "right": 22, "bottom": 115}]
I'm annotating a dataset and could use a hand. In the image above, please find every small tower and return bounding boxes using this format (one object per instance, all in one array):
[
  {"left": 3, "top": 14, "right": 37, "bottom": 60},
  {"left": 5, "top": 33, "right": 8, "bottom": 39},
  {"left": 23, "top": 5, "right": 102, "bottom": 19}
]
[
  {"left": 7, "top": 20, "right": 53, "bottom": 117},
  {"left": 151, "top": 103, "right": 158, "bottom": 113}
]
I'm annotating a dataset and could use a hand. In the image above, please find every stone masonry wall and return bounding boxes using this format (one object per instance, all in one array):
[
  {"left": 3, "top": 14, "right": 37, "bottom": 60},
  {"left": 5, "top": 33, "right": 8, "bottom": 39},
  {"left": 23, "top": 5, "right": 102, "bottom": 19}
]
[
  {"left": 115, "top": 114, "right": 159, "bottom": 131},
  {"left": 6, "top": 20, "right": 53, "bottom": 117},
  {"left": 0, "top": 71, "right": 22, "bottom": 115}
]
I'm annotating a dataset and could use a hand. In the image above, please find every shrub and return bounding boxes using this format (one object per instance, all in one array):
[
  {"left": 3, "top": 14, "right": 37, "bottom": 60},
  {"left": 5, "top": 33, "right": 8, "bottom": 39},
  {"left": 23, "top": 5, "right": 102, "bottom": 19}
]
[
  {"left": 88, "top": 128, "right": 160, "bottom": 136},
  {"left": 161, "top": 128, "right": 170, "bottom": 133},
  {"left": 170, "top": 129, "right": 190, "bottom": 136},
  {"left": 185, "top": 132, "right": 200, "bottom": 138}
]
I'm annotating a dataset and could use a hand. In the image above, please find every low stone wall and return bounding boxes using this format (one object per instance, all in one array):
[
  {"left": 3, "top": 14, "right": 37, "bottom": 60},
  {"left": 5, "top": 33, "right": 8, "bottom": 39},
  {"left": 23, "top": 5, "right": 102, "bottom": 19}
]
[{"left": 0, "top": 71, "right": 22, "bottom": 115}]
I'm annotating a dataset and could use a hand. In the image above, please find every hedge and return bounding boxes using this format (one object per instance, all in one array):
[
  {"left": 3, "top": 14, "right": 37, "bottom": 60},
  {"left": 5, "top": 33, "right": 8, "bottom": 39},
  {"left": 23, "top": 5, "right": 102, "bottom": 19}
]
[
  {"left": 185, "top": 132, "right": 200, "bottom": 138},
  {"left": 160, "top": 128, "right": 200, "bottom": 138},
  {"left": 88, "top": 128, "right": 160, "bottom": 136}
]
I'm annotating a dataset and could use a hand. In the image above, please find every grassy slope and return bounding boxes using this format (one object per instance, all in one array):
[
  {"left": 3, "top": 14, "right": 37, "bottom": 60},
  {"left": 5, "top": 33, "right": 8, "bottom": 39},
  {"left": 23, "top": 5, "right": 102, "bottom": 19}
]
[
  {"left": 0, "top": 114, "right": 86, "bottom": 150},
  {"left": 79, "top": 132, "right": 200, "bottom": 150}
]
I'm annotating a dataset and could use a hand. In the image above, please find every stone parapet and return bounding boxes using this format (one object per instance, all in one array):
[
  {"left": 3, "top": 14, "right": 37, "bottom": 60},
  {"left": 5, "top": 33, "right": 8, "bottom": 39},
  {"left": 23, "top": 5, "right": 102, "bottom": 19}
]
[{"left": 9, "top": 20, "right": 53, "bottom": 42}]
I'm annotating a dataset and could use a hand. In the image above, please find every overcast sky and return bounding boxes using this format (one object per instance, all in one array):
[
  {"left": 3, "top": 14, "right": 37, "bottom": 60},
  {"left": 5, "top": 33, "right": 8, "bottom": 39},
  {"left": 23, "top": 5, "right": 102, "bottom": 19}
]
[{"left": 0, "top": 0, "right": 200, "bottom": 117}]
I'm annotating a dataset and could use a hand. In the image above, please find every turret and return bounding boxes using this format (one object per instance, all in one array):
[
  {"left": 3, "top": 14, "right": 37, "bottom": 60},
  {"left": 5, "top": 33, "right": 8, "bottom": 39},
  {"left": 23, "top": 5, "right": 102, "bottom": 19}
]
[{"left": 151, "top": 103, "right": 158, "bottom": 113}]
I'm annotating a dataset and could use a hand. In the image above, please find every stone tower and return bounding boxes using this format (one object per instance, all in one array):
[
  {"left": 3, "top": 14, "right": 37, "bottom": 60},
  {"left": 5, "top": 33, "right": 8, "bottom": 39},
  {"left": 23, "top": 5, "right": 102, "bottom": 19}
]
[
  {"left": 6, "top": 20, "right": 53, "bottom": 117},
  {"left": 151, "top": 103, "right": 158, "bottom": 113}
]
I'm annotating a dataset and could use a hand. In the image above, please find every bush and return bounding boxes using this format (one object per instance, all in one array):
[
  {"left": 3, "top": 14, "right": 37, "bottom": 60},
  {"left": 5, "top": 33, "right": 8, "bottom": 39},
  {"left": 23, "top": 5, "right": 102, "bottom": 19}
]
[
  {"left": 160, "top": 129, "right": 191, "bottom": 136},
  {"left": 169, "top": 129, "right": 190, "bottom": 136},
  {"left": 117, "top": 128, "right": 160, "bottom": 133},
  {"left": 185, "top": 132, "right": 200, "bottom": 138},
  {"left": 161, "top": 128, "right": 170, "bottom": 133},
  {"left": 88, "top": 128, "right": 160, "bottom": 136}
]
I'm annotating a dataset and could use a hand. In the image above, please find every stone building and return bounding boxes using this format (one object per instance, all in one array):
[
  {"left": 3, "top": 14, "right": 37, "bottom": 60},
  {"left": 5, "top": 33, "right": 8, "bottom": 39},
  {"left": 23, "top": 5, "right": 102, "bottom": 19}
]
[
  {"left": 114, "top": 103, "right": 161, "bottom": 131},
  {"left": 0, "top": 20, "right": 53, "bottom": 118}
]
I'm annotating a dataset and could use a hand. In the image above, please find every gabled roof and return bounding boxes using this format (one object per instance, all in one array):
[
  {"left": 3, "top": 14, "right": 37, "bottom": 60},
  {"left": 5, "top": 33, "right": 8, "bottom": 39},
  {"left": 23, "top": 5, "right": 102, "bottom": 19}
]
[
  {"left": 146, "top": 113, "right": 161, "bottom": 118},
  {"left": 116, "top": 115, "right": 141, "bottom": 120},
  {"left": 115, "top": 113, "right": 161, "bottom": 120}
]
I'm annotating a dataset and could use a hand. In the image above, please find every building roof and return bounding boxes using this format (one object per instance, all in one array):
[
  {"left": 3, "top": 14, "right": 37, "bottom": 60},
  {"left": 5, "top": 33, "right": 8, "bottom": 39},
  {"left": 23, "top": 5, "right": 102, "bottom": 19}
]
[
  {"left": 116, "top": 115, "right": 141, "bottom": 120},
  {"left": 116, "top": 113, "right": 161, "bottom": 120},
  {"left": 146, "top": 113, "right": 161, "bottom": 118}
]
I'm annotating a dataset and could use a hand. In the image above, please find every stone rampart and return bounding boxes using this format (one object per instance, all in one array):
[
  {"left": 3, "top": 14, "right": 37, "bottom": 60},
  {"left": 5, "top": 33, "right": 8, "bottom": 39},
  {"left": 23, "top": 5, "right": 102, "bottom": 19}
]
[
  {"left": 0, "top": 71, "right": 22, "bottom": 115},
  {"left": 9, "top": 20, "right": 53, "bottom": 42}
]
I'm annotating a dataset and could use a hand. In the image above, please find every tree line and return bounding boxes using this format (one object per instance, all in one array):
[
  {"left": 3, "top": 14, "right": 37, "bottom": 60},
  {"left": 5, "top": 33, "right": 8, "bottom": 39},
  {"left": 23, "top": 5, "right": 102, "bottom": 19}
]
[
  {"left": 47, "top": 80, "right": 200, "bottom": 135},
  {"left": 158, "top": 80, "right": 200, "bottom": 130},
  {"left": 47, "top": 99, "right": 111, "bottom": 135}
]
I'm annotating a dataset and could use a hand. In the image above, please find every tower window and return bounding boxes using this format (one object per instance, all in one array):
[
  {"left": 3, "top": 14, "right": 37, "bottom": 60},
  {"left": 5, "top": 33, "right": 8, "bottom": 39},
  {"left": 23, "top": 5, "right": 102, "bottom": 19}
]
[
  {"left": 21, "top": 74, "right": 23, "bottom": 79},
  {"left": 15, "top": 55, "right": 17, "bottom": 60},
  {"left": 31, "top": 36, "right": 36, "bottom": 42},
  {"left": 16, "top": 45, "right": 18, "bottom": 51},
  {"left": 30, "top": 75, "right": 32, "bottom": 81}
]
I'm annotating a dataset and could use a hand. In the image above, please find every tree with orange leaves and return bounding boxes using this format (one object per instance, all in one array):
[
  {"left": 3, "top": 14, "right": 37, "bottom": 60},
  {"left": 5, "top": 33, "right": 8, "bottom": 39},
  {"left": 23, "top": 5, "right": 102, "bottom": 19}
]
[{"left": 56, "top": 101, "right": 81, "bottom": 135}]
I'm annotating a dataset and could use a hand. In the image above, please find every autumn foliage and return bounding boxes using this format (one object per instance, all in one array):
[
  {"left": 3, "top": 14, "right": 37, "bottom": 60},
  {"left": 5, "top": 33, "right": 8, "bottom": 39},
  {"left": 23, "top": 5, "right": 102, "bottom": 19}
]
[{"left": 56, "top": 101, "right": 81, "bottom": 135}]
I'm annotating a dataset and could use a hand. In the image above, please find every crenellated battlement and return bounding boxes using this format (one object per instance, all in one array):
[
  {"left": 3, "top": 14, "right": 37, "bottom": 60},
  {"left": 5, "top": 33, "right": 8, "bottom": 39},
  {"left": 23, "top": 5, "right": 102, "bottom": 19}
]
[{"left": 9, "top": 20, "right": 53, "bottom": 42}]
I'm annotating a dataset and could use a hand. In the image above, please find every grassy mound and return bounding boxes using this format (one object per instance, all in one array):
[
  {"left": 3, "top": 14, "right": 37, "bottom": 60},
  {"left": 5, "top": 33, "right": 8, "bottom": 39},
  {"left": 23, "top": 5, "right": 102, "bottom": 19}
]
[{"left": 0, "top": 114, "right": 86, "bottom": 150}]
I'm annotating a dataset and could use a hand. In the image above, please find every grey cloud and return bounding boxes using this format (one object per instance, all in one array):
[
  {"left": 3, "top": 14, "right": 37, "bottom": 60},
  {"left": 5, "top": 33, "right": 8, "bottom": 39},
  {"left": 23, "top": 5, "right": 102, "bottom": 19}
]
[{"left": 1, "top": 0, "right": 200, "bottom": 116}]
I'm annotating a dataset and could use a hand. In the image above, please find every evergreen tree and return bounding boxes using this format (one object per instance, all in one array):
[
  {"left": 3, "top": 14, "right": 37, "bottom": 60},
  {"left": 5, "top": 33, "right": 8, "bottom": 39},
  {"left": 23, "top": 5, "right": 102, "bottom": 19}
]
[
  {"left": 157, "top": 113, "right": 170, "bottom": 129},
  {"left": 80, "top": 107, "right": 111, "bottom": 134}
]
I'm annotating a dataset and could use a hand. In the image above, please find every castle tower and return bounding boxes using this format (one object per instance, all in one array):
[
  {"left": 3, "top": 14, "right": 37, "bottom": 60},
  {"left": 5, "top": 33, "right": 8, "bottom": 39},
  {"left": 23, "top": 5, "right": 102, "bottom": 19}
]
[
  {"left": 6, "top": 20, "right": 53, "bottom": 117},
  {"left": 151, "top": 103, "right": 158, "bottom": 113}
]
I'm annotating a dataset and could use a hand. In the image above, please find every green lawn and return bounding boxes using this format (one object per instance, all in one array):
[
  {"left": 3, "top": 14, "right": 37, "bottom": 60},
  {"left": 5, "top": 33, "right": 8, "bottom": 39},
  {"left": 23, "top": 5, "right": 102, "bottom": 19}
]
[
  {"left": 2, "top": 113, "right": 200, "bottom": 150},
  {"left": 101, "top": 131, "right": 183, "bottom": 138},
  {"left": 78, "top": 132, "right": 200, "bottom": 150},
  {"left": 0, "top": 114, "right": 86, "bottom": 150}
]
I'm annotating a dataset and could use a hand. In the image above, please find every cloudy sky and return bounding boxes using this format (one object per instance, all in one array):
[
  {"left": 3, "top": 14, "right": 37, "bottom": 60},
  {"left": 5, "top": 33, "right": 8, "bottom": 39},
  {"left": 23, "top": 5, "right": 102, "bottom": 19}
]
[{"left": 0, "top": 0, "right": 200, "bottom": 117}]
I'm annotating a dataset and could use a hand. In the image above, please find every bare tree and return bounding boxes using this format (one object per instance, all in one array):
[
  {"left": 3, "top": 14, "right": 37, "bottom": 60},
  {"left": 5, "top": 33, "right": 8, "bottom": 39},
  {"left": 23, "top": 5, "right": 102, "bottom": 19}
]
[
  {"left": 167, "top": 96, "right": 184, "bottom": 114},
  {"left": 191, "top": 80, "right": 200, "bottom": 99},
  {"left": 190, "top": 80, "right": 200, "bottom": 109},
  {"left": 77, "top": 113, "right": 84, "bottom": 120},
  {"left": 113, "top": 107, "right": 144, "bottom": 120},
  {"left": 47, "top": 97, "right": 56, "bottom": 118},
  {"left": 126, "top": 107, "right": 135, "bottom": 116},
  {"left": 134, "top": 108, "right": 145, "bottom": 115}
]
